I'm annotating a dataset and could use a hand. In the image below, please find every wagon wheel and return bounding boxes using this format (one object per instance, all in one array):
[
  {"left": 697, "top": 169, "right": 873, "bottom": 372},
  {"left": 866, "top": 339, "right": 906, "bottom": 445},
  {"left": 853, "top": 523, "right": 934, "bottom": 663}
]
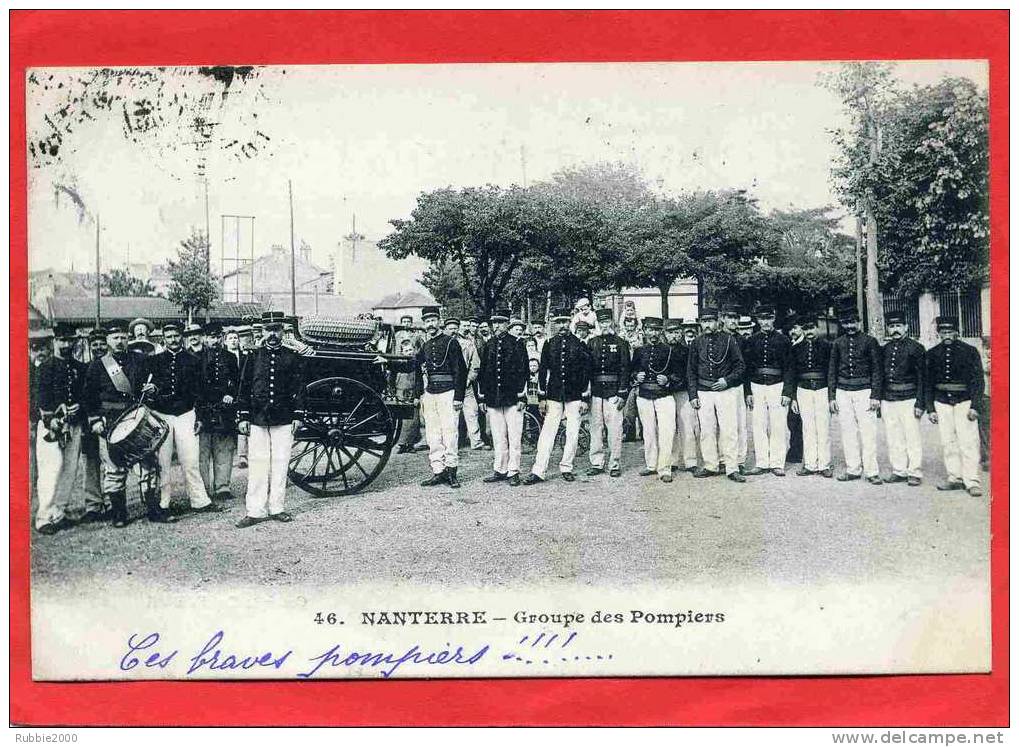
[
  {"left": 288, "top": 376, "right": 397, "bottom": 497},
  {"left": 519, "top": 408, "right": 590, "bottom": 454}
]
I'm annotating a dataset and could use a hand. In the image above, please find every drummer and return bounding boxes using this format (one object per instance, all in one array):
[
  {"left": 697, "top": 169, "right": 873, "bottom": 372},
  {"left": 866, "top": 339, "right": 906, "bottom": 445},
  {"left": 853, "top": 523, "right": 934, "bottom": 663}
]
[
  {"left": 147, "top": 322, "right": 222, "bottom": 516},
  {"left": 82, "top": 320, "right": 164, "bottom": 528}
]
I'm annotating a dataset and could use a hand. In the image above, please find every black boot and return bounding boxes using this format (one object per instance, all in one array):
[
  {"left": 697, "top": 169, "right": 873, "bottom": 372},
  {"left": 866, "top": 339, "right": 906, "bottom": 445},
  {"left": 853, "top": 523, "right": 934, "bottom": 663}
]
[
  {"left": 144, "top": 490, "right": 177, "bottom": 524},
  {"left": 420, "top": 469, "right": 447, "bottom": 487},
  {"left": 109, "top": 492, "right": 129, "bottom": 528},
  {"left": 446, "top": 467, "right": 461, "bottom": 489}
]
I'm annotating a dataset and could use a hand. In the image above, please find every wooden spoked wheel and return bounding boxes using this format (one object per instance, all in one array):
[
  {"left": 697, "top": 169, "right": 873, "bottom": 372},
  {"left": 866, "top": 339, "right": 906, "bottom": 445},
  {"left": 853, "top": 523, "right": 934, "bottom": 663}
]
[{"left": 288, "top": 377, "right": 397, "bottom": 497}]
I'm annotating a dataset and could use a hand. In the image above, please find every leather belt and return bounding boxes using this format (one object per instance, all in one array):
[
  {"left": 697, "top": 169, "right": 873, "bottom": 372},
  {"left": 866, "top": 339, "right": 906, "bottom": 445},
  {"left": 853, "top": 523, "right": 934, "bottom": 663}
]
[
  {"left": 798, "top": 372, "right": 825, "bottom": 381},
  {"left": 429, "top": 373, "right": 453, "bottom": 384},
  {"left": 935, "top": 383, "right": 968, "bottom": 392},
  {"left": 755, "top": 367, "right": 783, "bottom": 376},
  {"left": 885, "top": 382, "right": 917, "bottom": 393},
  {"left": 697, "top": 378, "right": 717, "bottom": 388},
  {"left": 838, "top": 376, "right": 870, "bottom": 387},
  {"left": 641, "top": 382, "right": 664, "bottom": 391},
  {"left": 594, "top": 374, "right": 619, "bottom": 383}
]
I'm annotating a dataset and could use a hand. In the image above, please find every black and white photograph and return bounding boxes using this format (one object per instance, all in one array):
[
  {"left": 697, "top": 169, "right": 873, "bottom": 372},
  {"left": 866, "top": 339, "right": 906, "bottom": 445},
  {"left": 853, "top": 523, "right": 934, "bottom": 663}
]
[{"left": 26, "top": 59, "right": 991, "bottom": 680}]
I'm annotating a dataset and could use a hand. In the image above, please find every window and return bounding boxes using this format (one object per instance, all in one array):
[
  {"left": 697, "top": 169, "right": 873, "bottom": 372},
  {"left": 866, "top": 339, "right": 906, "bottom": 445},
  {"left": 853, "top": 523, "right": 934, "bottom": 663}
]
[
  {"left": 937, "top": 289, "right": 983, "bottom": 337},
  {"left": 882, "top": 296, "right": 921, "bottom": 337}
]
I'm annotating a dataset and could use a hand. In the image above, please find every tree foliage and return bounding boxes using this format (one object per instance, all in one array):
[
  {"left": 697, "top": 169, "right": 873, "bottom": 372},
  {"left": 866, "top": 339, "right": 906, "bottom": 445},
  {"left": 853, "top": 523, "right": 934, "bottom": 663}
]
[
  {"left": 167, "top": 228, "right": 220, "bottom": 321},
  {"left": 828, "top": 68, "right": 989, "bottom": 295},
  {"left": 101, "top": 268, "right": 155, "bottom": 297}
]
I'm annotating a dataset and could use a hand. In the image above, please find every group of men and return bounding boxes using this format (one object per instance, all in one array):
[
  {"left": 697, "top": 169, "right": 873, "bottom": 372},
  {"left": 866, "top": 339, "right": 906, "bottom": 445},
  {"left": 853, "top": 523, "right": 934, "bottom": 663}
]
[
  {"left": 30, "top": 310, "right": 308, "bottom": 534},
  {"left": 409, "top": 301, "right": 986, "bottom": 498}
]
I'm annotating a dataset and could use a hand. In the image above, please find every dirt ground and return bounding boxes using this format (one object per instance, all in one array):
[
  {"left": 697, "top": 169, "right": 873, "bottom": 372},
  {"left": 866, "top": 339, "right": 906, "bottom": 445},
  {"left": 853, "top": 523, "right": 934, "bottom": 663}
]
[{"left": 30, "top": 419, "right": 989, "bottom": 592}]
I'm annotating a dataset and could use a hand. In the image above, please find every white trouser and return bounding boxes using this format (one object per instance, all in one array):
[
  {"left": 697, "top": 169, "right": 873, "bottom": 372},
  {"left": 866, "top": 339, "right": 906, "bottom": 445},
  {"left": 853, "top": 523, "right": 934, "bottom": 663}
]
[
  {"left": 883, "top": 399, "right": 923, "bottom": 478},
  {"left": 35, "top": 423, "right": 82, "bottom": 528},
  {"left": 751, "top": 382, "right": 788, "bottom": 469},
  {"left": 155, "top": 409, "right": 211, "bottom": 509},
  {"left": 531, "top": 399, "right": 582, "bottom": 478},
  {"left": 679, "top": 394, "right": 701, "bottom": 468},
  {"left": 934, "top": 400, "right": 981, "bottom": 489},
  {"left": 489, "top": 405, "right": 524, "bottom": 476},
  {"left": 797, "top": 387, "right": 831, "bottom": 472},
  {"left": 461, "top": 386, "right": 484, "bottom": 448},
  {"left": 835, "top": 388, "right": 879, "bottom": 478},
  {"left": 697, "top": 387, "right": 740, "bottom": 475},
  {"left": 736, "top": 392, "right": 748, "bottom": 464},
  {"left": 589, "top": 395, "right": 624, "bottom": 470},
  {"left": 422, "top": 389, "right": 459, "bottom": 473},
  {"left": 637, "top": 395, "right": 676, "bottom": 476},
  {"left": 237, "top": 433, "right": 248, "bottom": 460},
  {"left": 670, "top": 391, "right": 696, "bottom": 468},
  {"left": 245, "top": 424, "right": 293, "bottom": 518},
  {"left": 200, "top": 431, "right": 237, "bottom": 495}
]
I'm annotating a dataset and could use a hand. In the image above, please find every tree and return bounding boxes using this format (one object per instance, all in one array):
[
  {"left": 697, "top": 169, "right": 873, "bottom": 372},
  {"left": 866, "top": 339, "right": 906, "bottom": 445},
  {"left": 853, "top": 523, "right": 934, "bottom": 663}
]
[
  {"left": 613, "top": 190, "right": 770, "bottom": 317},
  {"left": 711, "top": 207, "right": 856, "bottom": 318},
  {"left": 380, "top": 186, "right": 555, "bottom": 317},
  {"left": 826, "top": 67, "right": 989, "bottom": 302},
  {"left": 101, "top": 268, "right": 155, "bottom": 296},
  {"left": 167, "top": 228, "right": 219, "bottom": 322}
]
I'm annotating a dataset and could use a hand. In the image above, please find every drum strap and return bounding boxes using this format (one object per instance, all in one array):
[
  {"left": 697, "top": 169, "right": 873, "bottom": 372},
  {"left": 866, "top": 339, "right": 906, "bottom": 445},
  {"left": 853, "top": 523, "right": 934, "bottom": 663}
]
[{"left": 101, "top": 354, "right": 134, "bottom": 396}]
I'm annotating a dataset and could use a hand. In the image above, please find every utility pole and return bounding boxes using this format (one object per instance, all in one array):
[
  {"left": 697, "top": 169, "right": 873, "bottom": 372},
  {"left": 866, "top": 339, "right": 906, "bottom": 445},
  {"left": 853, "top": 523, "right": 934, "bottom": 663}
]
[
  {"left": 342, "top": 214, "right": 365, "bottom": 299},
  {"left": 855, "top": 214, "right": 865, "bottom": 318},
  {"left": 204, "top": 178, "right": 211, "bottom": 323},
  {"left": 289, "top": 180, "right": 297, "bottom": 316},
  {"left": 862, "top": 95, "right": 884, "bottom": 335},
  {"left": 94, "top": 215, "right": 101, "bottom": 327}
]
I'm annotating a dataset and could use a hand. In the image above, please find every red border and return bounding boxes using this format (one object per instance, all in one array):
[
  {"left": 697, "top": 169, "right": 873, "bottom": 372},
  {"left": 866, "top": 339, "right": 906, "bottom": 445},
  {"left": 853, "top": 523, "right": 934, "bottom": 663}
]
[{"left": 9, "top": 10, "right": 1009, "bottom": 727}]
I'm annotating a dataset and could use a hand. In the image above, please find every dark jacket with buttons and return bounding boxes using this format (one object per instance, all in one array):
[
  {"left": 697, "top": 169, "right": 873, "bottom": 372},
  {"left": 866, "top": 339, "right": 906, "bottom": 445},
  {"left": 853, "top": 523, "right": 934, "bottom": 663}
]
[
  {"left": 477, "top": 332, "right": 529, "bottom": 408},
  {"left": 880, "top": 337, "right": 926, "bottom": 409},
  {"left": 587, "top": 333, "right": 632, "bottom": 399},
  {"left": 416, "top": 333, "right": 468, "bottom": 402},
  {"left": 828, "top": 332, "right": 882, "bottom": 401},
  {"left": 146, "top": 348, "right": 203, "bottom": 416},
  {"left": 687, "top": 331, "right": 745, "bottom": 399},
  {"left": 538, "top": 332, "right": 591, "bottom": 403},
  {"left": 785, "top": 337, "right": 831, "bottom": 396},
  {"left": 37, "top": 356, "right": 87, "bottom": 425},
  {"left": 83, "top": 350, "right": 149, "bottom": 426},
  {"left": 238, "top": 342, "right": 307, "bottom": 426},
  {"left": 633, "top": 342, "right": 685, "bottom": 399},
  {"left": 742, "top": 330, "right": 792, "bottom": 396},
  {"left": 200, "top": 347, "right": 242, "bottom": 429},
  {"left": 924, "top": 339, "right": 983, "bottom": 412}
]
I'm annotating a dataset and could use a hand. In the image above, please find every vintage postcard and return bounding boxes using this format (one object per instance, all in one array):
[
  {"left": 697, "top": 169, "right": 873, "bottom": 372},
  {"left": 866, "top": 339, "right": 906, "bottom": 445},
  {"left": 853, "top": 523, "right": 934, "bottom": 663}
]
[{"left": 25, "top": 59, "right": 991, "bottom": 681}]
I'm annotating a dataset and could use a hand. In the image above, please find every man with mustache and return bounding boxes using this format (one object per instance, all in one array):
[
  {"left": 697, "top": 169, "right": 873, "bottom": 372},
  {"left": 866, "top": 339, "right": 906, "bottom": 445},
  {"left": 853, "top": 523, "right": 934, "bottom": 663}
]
[
  {"left": 926, "top": 316, "right": 984, "bottom": 496},
  {"left": 477, "top": 308, "right": 530, "bottom": 486},
  {"left": 880, "top": 311, "right": 926, "bottom": 486},
  {"left": 416, "top": 307, "right": 467, "bottom": 488},
  {"left": 828, "top": 306, "right": 883, "bottom": 484}
]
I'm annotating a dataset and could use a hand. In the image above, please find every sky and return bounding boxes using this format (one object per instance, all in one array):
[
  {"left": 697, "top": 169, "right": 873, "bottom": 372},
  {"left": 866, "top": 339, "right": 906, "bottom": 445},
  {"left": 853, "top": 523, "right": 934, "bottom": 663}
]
[{"left": 27, "top": 59, "right": 987, "bottom": 277}]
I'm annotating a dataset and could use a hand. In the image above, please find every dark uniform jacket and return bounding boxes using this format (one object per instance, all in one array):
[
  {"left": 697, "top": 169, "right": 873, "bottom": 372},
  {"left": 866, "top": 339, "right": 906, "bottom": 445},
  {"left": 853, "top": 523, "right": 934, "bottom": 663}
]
[
  {"left": 633, "top": 342, "right": 684, "bottom": 400},
  {"left": 29, "top": 359, "right": 43, "bottom": 426},
  {"left": 37, "top": 356, "right": 86, "bottom": 425},
  {"left": 587, "top": 333, "right": 632, "bottom": 399},
  {"left": 687, "top": 331, "right": 746, "bottom": 399},
  {"left": 925, "top": 339, "right": 984, "bottom": 412},
  {"left": 84, "top": 349, "right": 149, "bottom": 427},
  {"left": 201, "top": 347, "right": 242, "bottom": 431},
  {"left": 828, "top": 332, "right": 883, "bottom": 401},
  {"left": 238, "top": 342, "right": 306, "bottom": 427},
  {"left": 785, "top": 337, "right": 831, "bottom": 396},
  {"left": 742, "top": 330, "right": 792, "bottom": 397},
  {"left": 416, "top": 333, "right": 468, "bottom": 402},
  {"left": 146, "top": 348, "right": 204, "bottom": 416},
  {"left": 477, "top": 332, "right": 529, "bottom": 408},
  {"left": 538, "top": 332, "right": 591, "bottom": 403},
  {"left": 881, "top": 337, "right": 926, "bottom": 409}
]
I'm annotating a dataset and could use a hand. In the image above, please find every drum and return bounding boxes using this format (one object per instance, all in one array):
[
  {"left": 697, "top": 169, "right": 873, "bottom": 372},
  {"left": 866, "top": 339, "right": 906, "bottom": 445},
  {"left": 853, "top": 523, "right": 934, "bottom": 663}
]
[{"left": 107, "top": 405, "right": 169, "bottom": 468}]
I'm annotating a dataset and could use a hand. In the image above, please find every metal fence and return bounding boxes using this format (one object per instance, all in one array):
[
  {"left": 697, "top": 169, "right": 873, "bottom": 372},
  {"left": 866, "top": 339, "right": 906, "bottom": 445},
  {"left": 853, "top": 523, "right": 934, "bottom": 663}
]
[
  {"left": 882, "top": 295, "right": 921, "bottom": 337},
  {"left": 937, "top": 289, "right": 983, "bottom": 337}
]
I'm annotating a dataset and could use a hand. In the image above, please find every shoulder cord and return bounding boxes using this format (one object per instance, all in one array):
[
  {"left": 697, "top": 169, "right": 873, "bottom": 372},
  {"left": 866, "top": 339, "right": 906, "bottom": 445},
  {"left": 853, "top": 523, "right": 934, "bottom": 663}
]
[
  {"left": 706, "top": 335, "right": 731, "bottom": 366},
  {"left": 648, "top": 345, "right": 673, "bottom": 375}
]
